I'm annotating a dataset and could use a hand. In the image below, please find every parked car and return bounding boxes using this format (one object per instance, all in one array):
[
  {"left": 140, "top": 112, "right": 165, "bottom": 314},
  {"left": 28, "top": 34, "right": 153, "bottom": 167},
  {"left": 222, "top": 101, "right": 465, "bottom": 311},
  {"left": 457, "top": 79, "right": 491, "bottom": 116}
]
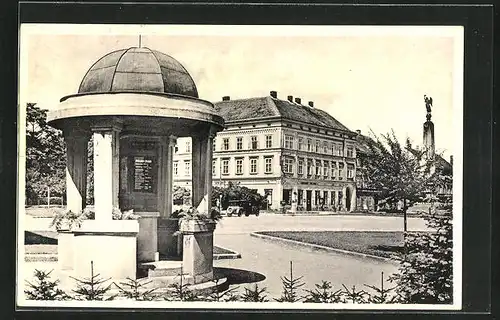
[{"left": 226, "top": 200, "right": 260, "bottom": 217}]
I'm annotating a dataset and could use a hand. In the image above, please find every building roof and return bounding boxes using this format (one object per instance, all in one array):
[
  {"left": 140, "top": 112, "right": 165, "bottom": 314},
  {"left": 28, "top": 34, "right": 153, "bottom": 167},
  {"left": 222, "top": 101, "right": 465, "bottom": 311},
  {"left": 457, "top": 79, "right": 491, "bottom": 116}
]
[
  {"left": 214, "top": 95, "right": 351, "bottom": 132},
  {"left": 78, "top": 47, "right": 199, "bottom": 98}
]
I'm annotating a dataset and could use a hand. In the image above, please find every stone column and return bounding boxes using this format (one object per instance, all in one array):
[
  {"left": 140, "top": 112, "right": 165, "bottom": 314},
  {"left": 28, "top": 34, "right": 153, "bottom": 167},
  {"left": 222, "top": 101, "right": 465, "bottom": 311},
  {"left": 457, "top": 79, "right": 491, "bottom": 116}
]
[
  {"left": 92, "top": 124, "right": 121, "bottom": 221},
  {"left": 158, "top": 135, "right": 179, "bottom": 258},
  {"left": 191, "top": 131, "right": 213, "bottom": 214},
  {"left": 64, "top": 133, "right": 89, "bottom": 214}
]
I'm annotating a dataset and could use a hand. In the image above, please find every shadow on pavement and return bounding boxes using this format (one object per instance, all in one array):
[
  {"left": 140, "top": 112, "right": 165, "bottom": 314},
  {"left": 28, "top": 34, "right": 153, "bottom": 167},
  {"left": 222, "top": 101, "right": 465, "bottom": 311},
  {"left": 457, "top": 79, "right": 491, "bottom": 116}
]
[
  {"left": 25, "top": 231, "right": 57, "bottom": 245},
  {"left": 214, "top": 267, "right": 266, "bottom": 285}
]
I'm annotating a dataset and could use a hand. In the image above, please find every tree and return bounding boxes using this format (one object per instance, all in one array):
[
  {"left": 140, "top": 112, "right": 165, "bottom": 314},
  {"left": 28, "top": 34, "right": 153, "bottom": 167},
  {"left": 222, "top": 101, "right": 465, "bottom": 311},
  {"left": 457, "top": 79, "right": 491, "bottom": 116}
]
[
  {"left": 173, "top": 185, "right": 191, "bottom": 205},
  {"left": 357, "top": 130, "right": 436, "bottom": 232},
  {"left": 389, "top": 193, "right": 453, "bottom": 303},
  {"left": 211, "top": 182, "right": 267, "bottom": 209},
  {"left": 25, "top": 103, "right": 66, "bottom": 205}
]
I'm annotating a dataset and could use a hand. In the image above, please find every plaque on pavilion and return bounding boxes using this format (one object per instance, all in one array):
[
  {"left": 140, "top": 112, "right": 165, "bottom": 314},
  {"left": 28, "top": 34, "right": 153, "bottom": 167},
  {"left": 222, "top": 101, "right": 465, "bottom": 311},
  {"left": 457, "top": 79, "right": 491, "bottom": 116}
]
[{"left": 133, "top": 156, "right": 155, "bottom": 192}]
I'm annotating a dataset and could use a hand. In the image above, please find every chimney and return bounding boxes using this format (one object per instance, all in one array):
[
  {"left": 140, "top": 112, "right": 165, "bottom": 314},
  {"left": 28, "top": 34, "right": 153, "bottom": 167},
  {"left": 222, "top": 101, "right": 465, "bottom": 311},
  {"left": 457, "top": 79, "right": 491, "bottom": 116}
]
[
  {"left": 308, "top": 101, "right": 314, "bottom": 108},
  {"left": 270, "top": 91, "right": 277, "bottom": 98},
  {"left": 222, "top": 96, "right": 230, "bottom": 101},
  {"left": 294, "top": 97, "right": 302, "bottom": 104},
  {"left": 287, "top": 95, "right": 293, "bottom": 102},
  {"left": 356, "top": 129, "right": 361, "bottom": 135}
]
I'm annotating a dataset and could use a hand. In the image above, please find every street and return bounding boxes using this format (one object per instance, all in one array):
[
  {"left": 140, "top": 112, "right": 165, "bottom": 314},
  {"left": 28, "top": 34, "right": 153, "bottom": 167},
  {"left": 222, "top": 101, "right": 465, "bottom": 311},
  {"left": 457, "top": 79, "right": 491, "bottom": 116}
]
[{"left": 213, "top": 213, "right": 426, "bottom": 298}]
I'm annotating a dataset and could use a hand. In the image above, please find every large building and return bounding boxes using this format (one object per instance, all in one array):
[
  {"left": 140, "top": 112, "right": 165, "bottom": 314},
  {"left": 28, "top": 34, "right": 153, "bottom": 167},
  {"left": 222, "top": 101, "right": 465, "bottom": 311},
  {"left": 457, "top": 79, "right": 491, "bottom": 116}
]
[{"left": 173, "top": 91, "right": 358, "bottom": 211}]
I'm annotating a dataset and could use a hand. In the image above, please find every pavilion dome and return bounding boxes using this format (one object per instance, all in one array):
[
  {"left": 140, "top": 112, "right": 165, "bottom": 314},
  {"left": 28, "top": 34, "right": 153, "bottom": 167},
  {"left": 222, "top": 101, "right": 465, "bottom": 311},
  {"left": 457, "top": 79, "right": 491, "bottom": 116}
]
[{"left": 78, "top": 47, "right": 199, "bottom": 98}]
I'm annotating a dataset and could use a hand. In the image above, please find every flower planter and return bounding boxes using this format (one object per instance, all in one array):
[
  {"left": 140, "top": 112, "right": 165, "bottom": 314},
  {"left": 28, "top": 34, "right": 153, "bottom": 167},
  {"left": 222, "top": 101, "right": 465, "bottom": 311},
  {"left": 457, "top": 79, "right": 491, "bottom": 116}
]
[
  {"left": 179, "top": 219, "right": 216, "bottom": 233},
  {"left": 57, "top": 230, "right": 75, "bottom": 271},
  {"left": 71, "top": 219, "right": 139, "bottom": 281},
  {"left": 179, "top": 219, "right": 216, "bottom": 284}
]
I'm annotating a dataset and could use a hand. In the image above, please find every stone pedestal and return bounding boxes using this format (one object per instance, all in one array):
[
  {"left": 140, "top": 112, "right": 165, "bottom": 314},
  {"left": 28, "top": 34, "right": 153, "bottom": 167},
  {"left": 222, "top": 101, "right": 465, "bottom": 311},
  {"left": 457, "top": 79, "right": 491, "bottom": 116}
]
[
  {"left": 157, "top": 218, "right": 182, "bottom": 258},
  {"left": 57, "top": 230, "right": 75, "bottom": 271},
  {"left": 72, "top": 220, "right": 139, "bottom": 281},
  {"left": 180, "top": 219, "right": 216, "bottom": 284},
  {"left": 137, "top": 212, "right": 160, "bottom": 262}
]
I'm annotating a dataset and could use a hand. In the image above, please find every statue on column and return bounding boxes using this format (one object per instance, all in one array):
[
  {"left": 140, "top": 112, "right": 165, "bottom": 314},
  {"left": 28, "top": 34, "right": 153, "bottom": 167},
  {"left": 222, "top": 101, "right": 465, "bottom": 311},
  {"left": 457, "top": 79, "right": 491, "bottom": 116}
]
[{"left": 424, "top": 95, "right": 433, "bottom": 121}]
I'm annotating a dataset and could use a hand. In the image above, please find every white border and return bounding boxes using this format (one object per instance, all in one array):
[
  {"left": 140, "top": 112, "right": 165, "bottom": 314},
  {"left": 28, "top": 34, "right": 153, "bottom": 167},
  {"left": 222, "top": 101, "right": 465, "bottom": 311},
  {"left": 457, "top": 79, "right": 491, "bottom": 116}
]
[{"left": 17, "top": 24, "right": 464, "bottom": 310}]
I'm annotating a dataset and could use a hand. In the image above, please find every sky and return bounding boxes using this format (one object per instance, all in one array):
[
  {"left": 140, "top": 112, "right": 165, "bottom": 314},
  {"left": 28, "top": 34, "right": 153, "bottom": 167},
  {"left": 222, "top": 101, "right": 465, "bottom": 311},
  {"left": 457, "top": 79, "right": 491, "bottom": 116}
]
[{"left": 20, "top": 24, "right": 463, "bottom": 160}]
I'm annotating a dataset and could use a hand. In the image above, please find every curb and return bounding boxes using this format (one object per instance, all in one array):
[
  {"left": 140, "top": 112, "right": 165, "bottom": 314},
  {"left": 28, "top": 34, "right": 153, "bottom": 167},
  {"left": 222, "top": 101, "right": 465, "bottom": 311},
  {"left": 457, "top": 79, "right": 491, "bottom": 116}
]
[
  {"left": 250, "top": 232, "right": 398, "bottom": 263},
  {"left": 213, "top": 245, "right": 242, "bottom": 260}
]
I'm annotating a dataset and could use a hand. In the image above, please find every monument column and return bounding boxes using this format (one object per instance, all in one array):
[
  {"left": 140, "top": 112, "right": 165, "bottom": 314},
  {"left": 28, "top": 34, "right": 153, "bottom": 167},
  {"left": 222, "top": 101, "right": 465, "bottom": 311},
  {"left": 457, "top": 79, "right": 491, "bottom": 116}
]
[
  {"left": 64, "top": 131, "right": 89, "bottom": 214},
  {"left": 92, "top": 123, "right": 121, "bottom": 221},
  {"left": 165, "top": 135, "right": 177, "bottom": 217}
]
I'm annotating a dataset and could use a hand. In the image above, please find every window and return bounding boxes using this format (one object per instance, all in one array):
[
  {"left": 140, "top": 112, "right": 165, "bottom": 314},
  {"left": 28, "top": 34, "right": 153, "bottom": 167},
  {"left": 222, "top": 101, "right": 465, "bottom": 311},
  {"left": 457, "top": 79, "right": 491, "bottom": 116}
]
[
  {"left": 323, "top": 141, "right": 328, "bottom": 154},
  {"left": 330, "top": 191, "right": 336, "bottom": 205},
  {"left": 251, "top": 136, "right": 258, "bottom": 150},
  {"left": 335, "top": 144, "right": 343, "bottom": 156},
  {"left": 185, "top": 140, "right": 191, "bottom": 153},
  {"left": 284, "top": 158, "right": 294, "bottom": 174},
  {"left": 265, "top": 157, "right": 273, "bottom": 173},
  {"left": 222, "top": 159, "right": 229, "bottom": 175},
  {"left": 285, "top": 135, "right": 294, "bottom": 149},
  {"left": 212, "top": 160, "right": 216, "bottom": 176},
  {"left": 315, "top": 140, "right": 320, "bottom": 153},
  {"left": 298, "top": 159, "right": 304, "bottom": 175},
  {"left": 298, "top": 137, "right": 304, "bottom": 150},
  {"left": 323, "top": 161, "right": 329, "bottom": 177},
  {"left": 213, "top": 139, "right": 216, "bottom": 151},
  {"left": 338, "top": 162, "right": 344, "bottom": 179},
  {"left": 323, "top": 191, "right": 328, "bottom": 204},
  {"left": 184, "top": 160, "right": 191, "bottom": 176},
  {"left": 266, "top": 135, "right": 273, "bottom": 148},
  {"left": 235, "top": 158, "right": 243, "bottom": 175},
  {"left": 250, "top": 158, "right": 258, "bottom": 174},
  {"left": 173, "top": 161, "right": 179, "bottom": 176},
  {"left": 307, "top": 139, "right": 312, "bottom": 152},
  {"left": 307, "top": 161, "right": 313, "bottom": 175},
  {"left": 315, "top": 160, "right": 322, "bottom": 175},
  {"left": 236, "top": 137, "right": 243, "bottom": 150},
  {"left": 347, "top": 146, "right": 354, "bottom": 158},
  {"left": 330, "top": 142, "right": 335, "bottom": 155},
  {"left": 331, "top": 162, "right": 336, "bottom": 178},
  {"left": 347, "top": 164, "right": 355, "bottom": 179},
  {"left": 223, "top": 138, "right": 230, "bottom": 151}
]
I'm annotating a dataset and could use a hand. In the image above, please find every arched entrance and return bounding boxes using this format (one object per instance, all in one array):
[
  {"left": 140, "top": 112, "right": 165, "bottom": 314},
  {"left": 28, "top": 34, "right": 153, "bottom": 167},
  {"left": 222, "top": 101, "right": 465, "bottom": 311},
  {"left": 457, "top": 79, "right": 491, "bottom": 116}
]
[{"left": 345, "top": 187, "right": 351, "bottom": 211}]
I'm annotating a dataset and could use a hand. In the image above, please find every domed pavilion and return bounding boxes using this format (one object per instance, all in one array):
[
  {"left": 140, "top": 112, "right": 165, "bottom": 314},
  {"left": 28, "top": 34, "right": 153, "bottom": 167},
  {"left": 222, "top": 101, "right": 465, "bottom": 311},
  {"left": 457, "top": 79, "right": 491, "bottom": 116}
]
[{"left": 48, "top": 47, "right": 225, "bottom": 286}]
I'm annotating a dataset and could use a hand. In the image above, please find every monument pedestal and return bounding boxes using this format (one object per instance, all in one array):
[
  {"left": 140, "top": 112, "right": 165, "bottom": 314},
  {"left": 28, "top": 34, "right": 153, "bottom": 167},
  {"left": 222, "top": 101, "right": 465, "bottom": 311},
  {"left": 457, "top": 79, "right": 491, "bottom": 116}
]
[
  {"left": 157, "top": 218, "right": 182, "bottom": 258},
  {"left": 137, "top": 212, "right": 160, "bottom": 262},
  {"left": 180, "top": 219, "right": 216, "bottom": 284}
]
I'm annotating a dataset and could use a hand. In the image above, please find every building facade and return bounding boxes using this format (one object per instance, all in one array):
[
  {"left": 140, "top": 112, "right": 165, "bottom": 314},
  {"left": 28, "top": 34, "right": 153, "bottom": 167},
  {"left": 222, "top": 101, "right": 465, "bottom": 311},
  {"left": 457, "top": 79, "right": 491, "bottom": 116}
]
[{"left": 173, "top": 91, "right": 358, "bottom": 211}]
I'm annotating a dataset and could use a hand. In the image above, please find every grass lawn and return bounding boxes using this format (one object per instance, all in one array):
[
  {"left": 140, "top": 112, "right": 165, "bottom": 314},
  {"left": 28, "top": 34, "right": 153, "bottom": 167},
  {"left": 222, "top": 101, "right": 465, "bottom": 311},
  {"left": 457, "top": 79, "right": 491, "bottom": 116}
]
[
  {"left": 257, "top": 231, "right": 407, "bottom": 259},
  {"left": 25, "top": 206, "right": 65, "bottom": 218}
]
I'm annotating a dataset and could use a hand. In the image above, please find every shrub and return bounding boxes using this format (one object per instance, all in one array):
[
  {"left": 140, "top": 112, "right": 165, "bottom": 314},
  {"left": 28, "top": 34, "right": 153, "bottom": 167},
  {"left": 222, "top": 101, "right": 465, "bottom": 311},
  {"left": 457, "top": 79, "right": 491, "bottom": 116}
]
[
  {"left": 303, "top": 281, "right": 342, "bottom": 303},
  {"left": 70, "top": 261, "right": 115, "bottom": 301},
  {"left": 25, "top": 269, "right": 68, "bottom": 300},
  {"left": 113, "top": 278, "right": 158, "bottom": 301},
  {"left": 389, "top": 198, "right": 453, "bottom": 304},
  {"left": 275, "top": 261, "right": 305, "bottom": 302},
  {"left": 240, "top": 284, "right": 269, "bottom": 302}
]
